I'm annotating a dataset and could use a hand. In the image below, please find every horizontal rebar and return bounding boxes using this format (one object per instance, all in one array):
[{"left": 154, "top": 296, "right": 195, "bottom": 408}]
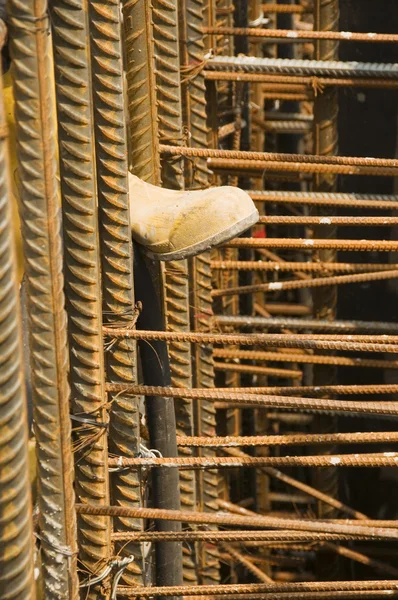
[
  {"left": 209, "top": 158, "right": 397, "bottom": 176},
  {"left": 211, "top": 261, "right": 396, "bottom": 273},
  {"left": 206, "top": 56, "right": 398, "bottom": 79},
  {"left": 214, "top": 361, "right": 302, "bottom": 378},
  {"left": 107, "top": 453, "right": 398, "bottom": 469},
  {"left": 103, "top": 384, "right": 398, "bottom": 418},
  {"left": 214, "top": 316, "right": 398, "bottom": 334},
  {"left": 175, "top": 431, "right": 398, "bottom": 447},
  {"left": 105, "top": 383, "right": 398, "bottom": 397},
  {"left": 111, "top": 530, "right": 384, "bottom": 543},
  {"left": 204, "top": 71, "right": 398, "bottom": 89},
  {"left": 204, "top": 27, "right": 398, "bottom": 44},
  {"left": 248, "top": 190, "right": 398, "bottom": 210},
  {"left": 226, "top": 238, "right": 398, "bottom": 252},
  {"left": 116, "top": 581, "right": 398, "bottom": 597},
  {"left": 75, "top": 504, "right": 398, "bottom": 538},
  {"left": 212, "top": 269, "right": 398, "bottom": 298},
  {"left": 159, "top": 144, "right": 398, "bottom": 170},
  {"left": 213, "top": 348, "right": 398, "bottom": 370},
  {"left": 262, "top": 3, "right": 308, "bottom": 13},
  {"left": 258, "top": 216, "right": 398, "bottom": 226}
]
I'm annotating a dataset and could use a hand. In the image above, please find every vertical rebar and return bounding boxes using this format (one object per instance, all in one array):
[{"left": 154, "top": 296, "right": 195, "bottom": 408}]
[
  {"left": 312, "top": 0, "right": 340, "bottom": 580},
  {"left": 179, "top": 0, "right": 220, "bottom": 584},
  {"left": 89, "top": 0, "right": 144, "bottom": 587},
  {"left": 0, "top": 19, "right": 36, "bottom": 600},
  {"left": 8, "top": 1, "right": 80, "bottom": 597},
  {"left": 50, "top": 0, "right": 110, "bottom": 593},
  {"left": 152, "top": 0, "right": 198, "bottom": 582}
]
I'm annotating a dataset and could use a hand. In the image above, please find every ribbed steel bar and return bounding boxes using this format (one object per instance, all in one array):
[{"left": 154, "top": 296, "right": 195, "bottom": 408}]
[
  {"left": 159, "top": 144, "right": 398, "bottom": 169},
  {"left": 212, "top": 269, "right": 398, "bottom": 297},
  {"left": 212, "top": 262, "right": 398, "bottom": 272},
  {"left": 258, "top": 216, "right": 398, "bottom": 225},
  {"left": 102, "top": 390, "right": 398, "bottom": 419},
  {"left": 226, "top": 239, "right": 398, "bottom": 251},
  {"left": 75, "top": 504, "right": 398, "bottom": 537},
  {"left": 151, "top": 0, "right": 197, "bottom": 581},
  {"left": 179, "top": 0, "right": 220, "bottom": 579},
  {"left": 117, "top": 582, "right": 398, "bottom": 597},
  {"left": 108, "top": 453, "right": 398, "bottom": 469},
  {"left": 176, "top": 431, "right": 398, "bottom": 447},
  {"left": 249, "top": 190, "right": 398, "bottom": 209},
  {"left": 214, "top": 361, "right": 302, "bottom": 379},
  {"left": 222, "top": 544, "right": 274, "bottom": 583},
  {"left": 50, "top": 0, "right": 110, "bottom": 590},
  {"left": 213, "top": 348, "right": 398, "bottom": 370},
  {"left": 102, "top": 329, "right": 398, "bottom": 354},
  {"left": 206, "top": 56, "right": 398, "bottom": 78},
  {"left": 183, "top": 594, "right": 398, "bottom": 600},
  {"left": 8, "top": 1, "right": 80, "bottom": 597},
  {"left": 205, "top": 71, "right": 398, "bottom": 88},
  {"left": 0, "top": 19, "right": 36, "bottom": 600},
  {"left": 262, "top": 3, "right": 309, "bottom": 13},
  {"left": 105, "top": 383, "right": 398, "bottom": 396},
  {"left": 215, "top": 315, "right": 398, "bottom": 333},
  {"left": 209, "top": 158, "right": 397, "bottom": 176},
  {"left": 204, "top": 27, "right": 398, "bottom": 43},
  {"left": 89, "top": 0, "right": 144, "bottom": 587},
  {"left": 111, "top": 530, "right": 382, "bottom": 542}
]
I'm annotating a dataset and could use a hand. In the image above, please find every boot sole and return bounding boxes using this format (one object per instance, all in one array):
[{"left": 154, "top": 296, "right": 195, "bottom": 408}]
[{"left": 144, "top": 209, "right": 259, "bottom": 262}]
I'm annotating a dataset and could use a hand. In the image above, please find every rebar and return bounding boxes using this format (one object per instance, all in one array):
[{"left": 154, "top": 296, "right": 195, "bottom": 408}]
[
  {"left": 90, "top": 0, "right": 144, "bottom": 587},
  {"left": 258, "top": 216, "right": 398, "bottom": 225},
  {"left": 108, "top": 453, "right": 398, "bottom": 469},
  {"left": 75, "top": 504, "right": 398, "bottom": 538},
  {"left": 0, "top": 19, "right": 36, "bottom": 600},
  {"left": 204, "top": 71, "right": 398, "bottom": 88},
  {"left": 206, "top": 56, "right": 398, "bottom": 78},
  {"left": 211, "top": 261, "right": 398, "bottom": 273},
  {"left": 214, "top": 315, "right": 398, "bottom": 333},
  {"left": 50, "top": 0, "right": 110, "bottom": 590},
  {"left": 175, "top": 431, "right": 398, "bottom": 447},
  {"left": 8, "top": 1, "right": 80, "bottom": 597},
  {"left": 212, "top": 269, "right": 398, "bottom": 297},
  {"left": 226, "top": 238, "right": 398, "bottom": 252},
  {"left": 249, "top": 190, "right": 398, "bottom": 209},
  {"left": 204, "top": 27, "right": 398, "bottom": 44}
]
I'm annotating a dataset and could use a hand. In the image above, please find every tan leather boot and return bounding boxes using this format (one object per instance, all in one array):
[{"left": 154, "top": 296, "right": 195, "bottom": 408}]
[{"left": 129, "top": 174, "right": 259, "bottom": 261}]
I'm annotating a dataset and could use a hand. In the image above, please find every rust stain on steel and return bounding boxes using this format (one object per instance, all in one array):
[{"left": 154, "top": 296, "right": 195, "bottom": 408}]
[
  {"left": 123, "top": 0, "right": 160, "bottom": 183},
  {"left": 8, "top": 1, "right": 80, "bottom": 597},
  {"left": 50, "top": 0, "right": 110, "bottom": 592},
  {"left": 0, "top": 19, "right": 36, "bottom": 600},
  {"left": 89, "top": 0, "right": 144, "bottom": 587}
]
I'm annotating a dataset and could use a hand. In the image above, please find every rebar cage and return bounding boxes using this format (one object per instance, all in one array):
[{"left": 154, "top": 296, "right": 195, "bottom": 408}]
[{"left": 1, "top": 0, "right": 398, "bottom": 598}]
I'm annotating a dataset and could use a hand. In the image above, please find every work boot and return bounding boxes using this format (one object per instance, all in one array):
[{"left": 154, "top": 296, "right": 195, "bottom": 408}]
[{"left": 129, "top": 174, "right": 259, "bottom": 261}]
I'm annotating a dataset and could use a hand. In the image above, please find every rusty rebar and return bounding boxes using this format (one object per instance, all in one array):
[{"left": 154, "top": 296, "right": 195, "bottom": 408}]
[
  {"left": 102, "top": 329, "right": 398, "bottom": 354},
  {"left": 204, "top": 27, "right": 398, "bottom": 43},
  {"left": 9, "top": 1, "right": 80, "bottom": 597},
  {"left": 108, "top": 453, "right": 398, "bottom": 469},
  {"left": 212, "top": 269, "right": 398, "bottom": 297},
  {"left": 122, "top": 0, "right": 160, "bottom": 182},
  {"left": 213, "top": 348, "right": 398, "bottom": 370},
  {"left": 75, "top": 504, "right": 398, "bottom": 538},
  {"left": 214, "top": 361, "right": 303, "bottom": 379},
  {"left": 262, "top": 3, "right": 309, "bottom": 13},
  {"left": 214, "top": 315, "right": 398, "bottom": 333},
  {"left": 226, "top": 238, "right": 398, "bottom": 252},
  {"left": 206, "top": 56, "right": 398, "bottom": 78},
  {"left": 258, "top": 215, "right": 398, "bottom": 225},
  {"left": 204, "top": 71, "right": 398, "bottom": 89},
  {"left": 159, "top": 144, "right": 398, "bottom": 169},
  {"left": 0, "top": 18, "right": 36, "bottom": 600},
  {"left": 90, "top": 0, "right": 144, "bottom": 587},
  {"left": 175, "top": 431, "right": 398, "bottom": 447},
  {"left": 111, "top": 530, "right": 382, "bottom": 543},
  {"left": 211, "top": 261, "right": 397, "bottom": 273},
  {"left": 249, "top": 190, "right": 398, "bottom": 210},
  {"left": 50, "top": 0, "right": 110, "bottom": 590},
  {"left": 117, "top": 582, "right": 398, "bottom": 597}
]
